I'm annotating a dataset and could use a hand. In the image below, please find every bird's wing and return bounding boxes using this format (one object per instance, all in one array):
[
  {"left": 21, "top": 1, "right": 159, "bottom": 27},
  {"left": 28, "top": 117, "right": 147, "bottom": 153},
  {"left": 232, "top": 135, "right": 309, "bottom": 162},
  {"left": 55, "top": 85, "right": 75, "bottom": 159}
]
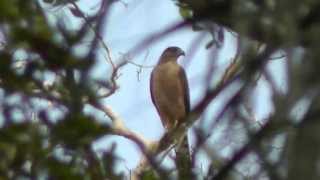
[
  {"left": 150, "top": 69, "right": 157, "bottom": 108},
  {"left": 178, "top": 66, "right": 190, "bottom": 113}
]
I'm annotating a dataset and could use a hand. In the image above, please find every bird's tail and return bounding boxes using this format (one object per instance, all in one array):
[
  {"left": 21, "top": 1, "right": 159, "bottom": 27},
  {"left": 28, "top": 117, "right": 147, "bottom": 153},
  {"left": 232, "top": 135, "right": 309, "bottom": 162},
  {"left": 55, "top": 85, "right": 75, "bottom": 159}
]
[{"left": 175, "top": 134, "right": 194, "bottom": 179}]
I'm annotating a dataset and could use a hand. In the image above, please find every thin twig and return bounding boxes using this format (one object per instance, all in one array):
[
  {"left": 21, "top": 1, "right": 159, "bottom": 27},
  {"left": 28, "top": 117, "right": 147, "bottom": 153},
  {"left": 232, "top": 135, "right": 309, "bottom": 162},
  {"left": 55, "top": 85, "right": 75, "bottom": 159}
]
[
  {"left": 127, "top": 61, "right": 154, "bottom": 68},
  {"left": 70, "top": 1, "right": 116, "bottom": 70}
]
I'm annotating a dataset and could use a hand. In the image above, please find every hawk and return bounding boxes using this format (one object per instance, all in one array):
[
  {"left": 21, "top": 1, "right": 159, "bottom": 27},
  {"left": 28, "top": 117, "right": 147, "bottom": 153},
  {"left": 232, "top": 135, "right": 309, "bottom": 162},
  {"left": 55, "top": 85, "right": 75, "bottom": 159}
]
[
  {"left": 150, "top": 47, "right": 190, "bottom": 130},
  {"left": 150, "top": 47, "right": 192, "bottom": 176}
]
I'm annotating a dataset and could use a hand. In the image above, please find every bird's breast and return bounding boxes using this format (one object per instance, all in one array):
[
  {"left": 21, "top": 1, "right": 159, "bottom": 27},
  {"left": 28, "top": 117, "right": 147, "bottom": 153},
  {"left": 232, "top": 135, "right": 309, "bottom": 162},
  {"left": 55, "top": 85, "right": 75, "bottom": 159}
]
[
  {"left": 151, "top": 61, "right": 188, "bottom": 129},
  {"left": 154, "top": 62, "right": 181, "bottom": 88},
  {"left": 152, "top": 62, "right": 184, "bottom": 105}
]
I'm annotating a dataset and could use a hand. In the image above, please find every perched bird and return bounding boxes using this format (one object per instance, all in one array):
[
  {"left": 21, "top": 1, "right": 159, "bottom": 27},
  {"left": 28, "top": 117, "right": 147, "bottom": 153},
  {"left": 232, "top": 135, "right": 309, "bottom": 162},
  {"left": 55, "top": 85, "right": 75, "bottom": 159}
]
[
  {"left": 150, "top": 46, "right": 192, "bottom": 177},
  {"left": 150, "top": 47, "right": 190, "bottom": 130}
]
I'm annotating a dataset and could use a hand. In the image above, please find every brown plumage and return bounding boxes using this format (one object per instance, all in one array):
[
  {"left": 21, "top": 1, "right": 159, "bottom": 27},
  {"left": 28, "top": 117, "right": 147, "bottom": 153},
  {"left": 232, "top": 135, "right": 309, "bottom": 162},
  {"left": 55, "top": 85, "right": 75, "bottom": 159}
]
[
  {"left": 150, "top": 47, "right": 193, "bottom": 178},
  {"left": 150, "top": 47, "right": 190, "bottom": 130}
]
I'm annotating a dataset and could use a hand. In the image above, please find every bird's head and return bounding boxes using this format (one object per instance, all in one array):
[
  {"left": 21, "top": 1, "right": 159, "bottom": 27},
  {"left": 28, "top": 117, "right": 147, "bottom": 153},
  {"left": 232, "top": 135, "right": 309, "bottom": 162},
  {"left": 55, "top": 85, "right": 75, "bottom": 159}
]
[{"left": 159, "top": 46, "right": 185, "bottom": 63}]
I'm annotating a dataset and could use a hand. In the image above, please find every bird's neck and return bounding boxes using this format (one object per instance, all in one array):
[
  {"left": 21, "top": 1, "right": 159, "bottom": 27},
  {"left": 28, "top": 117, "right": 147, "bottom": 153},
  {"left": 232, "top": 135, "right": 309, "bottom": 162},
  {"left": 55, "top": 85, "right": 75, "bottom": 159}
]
[{"left": 158, "top": 56, "right": 177, "bottom": 65}]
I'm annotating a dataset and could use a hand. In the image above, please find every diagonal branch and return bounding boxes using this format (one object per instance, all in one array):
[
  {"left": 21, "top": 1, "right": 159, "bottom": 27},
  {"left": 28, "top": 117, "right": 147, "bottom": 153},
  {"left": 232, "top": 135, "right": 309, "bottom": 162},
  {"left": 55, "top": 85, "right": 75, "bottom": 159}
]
[{"left": 70, "top": 1, "right": 116, "bottom": 69}]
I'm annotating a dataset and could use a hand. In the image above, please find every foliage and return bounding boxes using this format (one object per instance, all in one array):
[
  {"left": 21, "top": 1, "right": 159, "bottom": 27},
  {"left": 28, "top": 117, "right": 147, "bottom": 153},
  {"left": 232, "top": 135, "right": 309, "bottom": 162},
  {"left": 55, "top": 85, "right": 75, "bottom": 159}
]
[
  {"left": 176, "top": 0, "right": 320, "bottom": 46},
  {"left": 174, "top": 0, "right": 320, "bottom": 180},
  {"left": 0, "top": 0, "right": 122, "bottom": 179}
]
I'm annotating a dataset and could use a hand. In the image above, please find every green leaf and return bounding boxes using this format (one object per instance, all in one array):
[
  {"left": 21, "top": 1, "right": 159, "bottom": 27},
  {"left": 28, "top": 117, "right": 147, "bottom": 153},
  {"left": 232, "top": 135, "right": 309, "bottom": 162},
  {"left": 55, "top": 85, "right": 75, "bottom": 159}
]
[{"left": 52, "top": 114, "right": 110, "bottom": 149}]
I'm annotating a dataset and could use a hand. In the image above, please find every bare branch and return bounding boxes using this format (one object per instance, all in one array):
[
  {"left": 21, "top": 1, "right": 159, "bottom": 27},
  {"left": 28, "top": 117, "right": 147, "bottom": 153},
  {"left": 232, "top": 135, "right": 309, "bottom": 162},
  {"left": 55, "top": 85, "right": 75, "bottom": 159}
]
[{"left": 70, "top": 1, "right": 116, "bottom": 70}]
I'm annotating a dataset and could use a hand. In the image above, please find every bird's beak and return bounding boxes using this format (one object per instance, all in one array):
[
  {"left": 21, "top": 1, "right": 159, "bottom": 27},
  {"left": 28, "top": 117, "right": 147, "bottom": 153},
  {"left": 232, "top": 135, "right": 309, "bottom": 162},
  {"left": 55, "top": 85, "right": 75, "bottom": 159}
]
[{"left": 178, "top": 49, "right": 185, "bottom": 57}]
